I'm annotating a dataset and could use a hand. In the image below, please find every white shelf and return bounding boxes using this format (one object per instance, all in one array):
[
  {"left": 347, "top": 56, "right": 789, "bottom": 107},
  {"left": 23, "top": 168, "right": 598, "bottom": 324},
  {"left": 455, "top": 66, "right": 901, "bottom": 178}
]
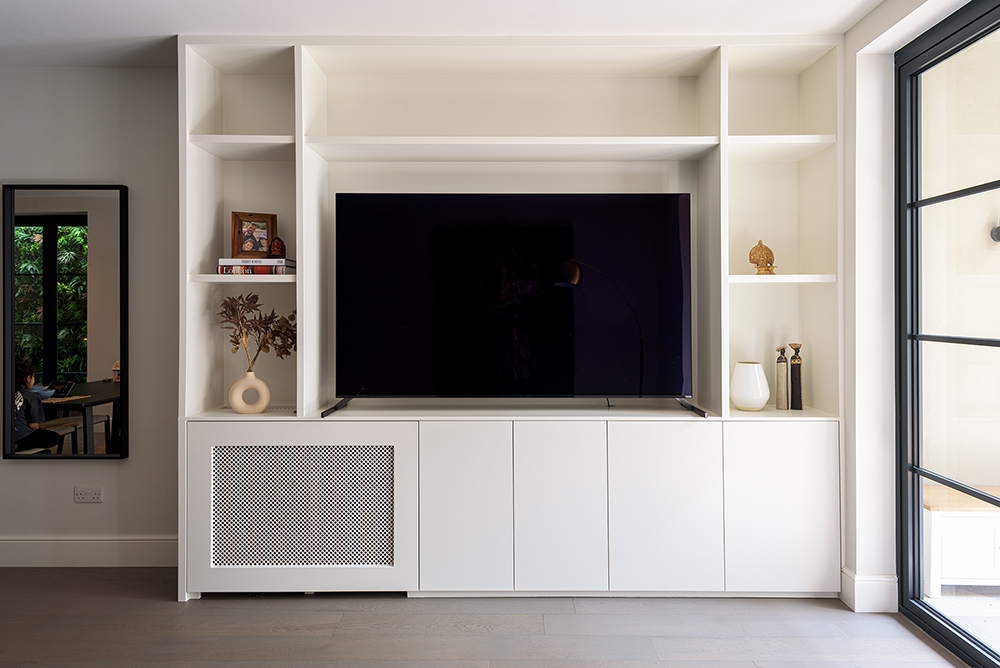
[
  {"left": 190, "top": 134, "right": 295, "bottom": 161},
  {"left": 189, "top": 274, "right": 297, "bottom": 284},
  {"left": 726, "top": 405, "right": 839, "bottom": 420},
  {"left": 186, "top": 406, "right": 298, "bottom": 419},
  {"left": 728, "top": 135, "right": 835, "bottom": 161},
  {"left": 729, "top": 274, "right": 836, "bottom": 284},
  {"left": 306, "top": 136, "right": 719, "bottom": 162},
  {"left": 309, "top": 398, "right": 713, "bottom": 421}
]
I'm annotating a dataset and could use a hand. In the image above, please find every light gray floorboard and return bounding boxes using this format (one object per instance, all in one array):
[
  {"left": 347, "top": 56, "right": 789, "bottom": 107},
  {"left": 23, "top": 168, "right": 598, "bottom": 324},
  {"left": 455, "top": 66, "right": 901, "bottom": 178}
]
[{"left": 0, "top": 568, "right": 969, "bottom": 668}]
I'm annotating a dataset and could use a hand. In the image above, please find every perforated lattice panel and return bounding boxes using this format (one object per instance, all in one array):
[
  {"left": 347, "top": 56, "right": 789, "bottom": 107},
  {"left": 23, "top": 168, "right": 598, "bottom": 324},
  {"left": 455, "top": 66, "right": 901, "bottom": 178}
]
[{"left": 211, "top": 444, "right": 395, "bottom": 567}]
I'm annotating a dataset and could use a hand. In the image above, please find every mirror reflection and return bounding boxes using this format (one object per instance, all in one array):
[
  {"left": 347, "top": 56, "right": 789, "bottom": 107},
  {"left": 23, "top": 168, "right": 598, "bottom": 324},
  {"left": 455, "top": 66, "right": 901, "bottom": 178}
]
[{"left": 3, "top": 185, "right": 128, "bottom": 458}]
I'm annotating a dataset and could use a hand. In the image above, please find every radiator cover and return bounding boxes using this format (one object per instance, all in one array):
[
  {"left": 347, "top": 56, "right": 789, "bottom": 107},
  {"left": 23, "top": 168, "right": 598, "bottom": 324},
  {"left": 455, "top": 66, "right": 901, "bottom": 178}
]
[{"left": 210, "top": 444, "right": 395, "bottom": 567}]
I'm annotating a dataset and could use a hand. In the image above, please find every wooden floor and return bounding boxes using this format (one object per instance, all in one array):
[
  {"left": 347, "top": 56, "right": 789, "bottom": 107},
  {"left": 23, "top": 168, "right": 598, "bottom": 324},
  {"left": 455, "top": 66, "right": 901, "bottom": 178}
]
[{"left": 0, "top": 568, "right": 967, "bottom": 667}]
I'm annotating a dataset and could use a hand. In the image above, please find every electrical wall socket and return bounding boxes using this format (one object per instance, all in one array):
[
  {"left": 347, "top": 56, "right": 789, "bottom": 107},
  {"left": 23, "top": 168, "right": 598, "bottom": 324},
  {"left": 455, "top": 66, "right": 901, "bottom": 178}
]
[{"left": 74, "top": 486, "right": 102, "bottom": 503}]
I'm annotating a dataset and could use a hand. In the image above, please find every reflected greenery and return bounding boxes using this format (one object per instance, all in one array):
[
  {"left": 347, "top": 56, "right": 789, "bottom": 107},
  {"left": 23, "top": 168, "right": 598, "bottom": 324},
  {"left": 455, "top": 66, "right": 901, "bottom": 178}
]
[{"left": 13, "top": 223, "right": 88, "bottom": 384}]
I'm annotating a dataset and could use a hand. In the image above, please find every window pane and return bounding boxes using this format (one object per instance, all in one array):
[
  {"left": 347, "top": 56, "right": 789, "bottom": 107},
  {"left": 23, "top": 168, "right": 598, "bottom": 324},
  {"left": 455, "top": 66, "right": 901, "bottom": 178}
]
[
  {"left": 920, "top": 341, "right": 1000, "bottom": 493},
  {"left": 56, "top": 324, "right": 88, "bottom": 378},
  {"left": 921, "top": 480, "right": 1000, "bottom": 650},
  {"left": 14, "top": 323, "right": 43, "bottom": 372},
  {"left": 13, "top": 274, "right": 43, "bottom": 323},
  {"left": 57, "top": 225, "right": 87, "bottom": 274},
  {"left": 919, "top": 187, "right": 1000, "bottom": 340},
  {"left": 13, "top": 225, "right": 42, "bottom": 269},
  {"left": 57, "top": 275, "right": 87, "bottom": 323},
  {"left": 920, "top": 28, "right": 1000, "bottom": 200}
]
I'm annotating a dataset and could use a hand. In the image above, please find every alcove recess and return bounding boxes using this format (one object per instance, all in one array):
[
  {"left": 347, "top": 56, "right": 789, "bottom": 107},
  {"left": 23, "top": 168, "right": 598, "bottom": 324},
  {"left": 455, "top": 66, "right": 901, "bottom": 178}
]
[
  {"left": 182, "top": 43, "right": 298, "bottom": 416},
  {"left": 725, "top": 44, "right": 840, "bottom": 418},
  {"left": 179, "top": 37, "right": 841, "bottom": 420}
]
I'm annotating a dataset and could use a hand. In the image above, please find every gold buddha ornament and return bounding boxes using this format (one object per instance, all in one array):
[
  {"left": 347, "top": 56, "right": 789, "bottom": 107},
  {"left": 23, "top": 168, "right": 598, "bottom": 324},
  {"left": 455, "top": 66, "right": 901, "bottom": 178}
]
[{"left": 749, "top": 239, "right": 775, "bottom": 275}]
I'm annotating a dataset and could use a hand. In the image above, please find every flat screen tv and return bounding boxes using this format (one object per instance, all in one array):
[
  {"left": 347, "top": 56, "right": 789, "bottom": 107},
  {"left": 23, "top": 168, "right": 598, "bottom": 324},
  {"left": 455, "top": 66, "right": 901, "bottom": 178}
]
[{"left": 336, "top": 193, "right": 691, "bottom": 398}]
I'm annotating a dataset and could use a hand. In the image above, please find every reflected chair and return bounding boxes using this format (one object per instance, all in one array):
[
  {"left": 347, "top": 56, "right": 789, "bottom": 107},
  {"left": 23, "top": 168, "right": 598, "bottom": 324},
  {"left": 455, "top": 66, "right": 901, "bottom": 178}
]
[{"left": 37, "top": 417, "right": 83, "bottom": 454}]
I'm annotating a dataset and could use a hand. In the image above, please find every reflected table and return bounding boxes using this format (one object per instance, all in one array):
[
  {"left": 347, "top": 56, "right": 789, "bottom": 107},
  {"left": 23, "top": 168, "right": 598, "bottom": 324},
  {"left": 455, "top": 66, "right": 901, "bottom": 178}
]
[{"left": 43, "top": 381, "right": 122, "bottom": 455}]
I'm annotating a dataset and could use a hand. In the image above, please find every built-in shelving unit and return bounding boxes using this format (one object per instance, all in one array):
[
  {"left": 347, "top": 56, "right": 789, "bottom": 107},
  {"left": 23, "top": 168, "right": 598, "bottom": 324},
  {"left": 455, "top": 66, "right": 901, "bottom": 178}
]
[
  {"left": 725, "top": 43, "right": 841, "bottom": 418},
  {"left": 179, "top": 36, "right": 841, "bottom": 420},
  {"left": 177, "top": 36, "right": 844, "bottom": 601}
]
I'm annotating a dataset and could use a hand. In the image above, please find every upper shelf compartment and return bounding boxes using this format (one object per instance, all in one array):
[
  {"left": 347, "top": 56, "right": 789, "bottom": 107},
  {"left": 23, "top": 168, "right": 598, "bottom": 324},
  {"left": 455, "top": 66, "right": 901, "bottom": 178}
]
[
  {"left": 185, "top": 43, "right": 295, "bottom": 136},
  {"left": 729, "top": 44, "right": 837, "bottom": 137},
  {"left": 301, "top": 43, "right": 723, "bottom": 141},
  {"left": 306, "top": 135, "right": 719, "bottom": 162}
]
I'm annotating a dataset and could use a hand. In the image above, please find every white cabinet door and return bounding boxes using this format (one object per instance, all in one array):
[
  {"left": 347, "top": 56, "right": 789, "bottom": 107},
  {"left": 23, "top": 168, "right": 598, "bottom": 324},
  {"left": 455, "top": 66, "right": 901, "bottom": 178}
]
[
  {"left": 186, "top": 421, "right": 418, "bottom": 595},
  {"left": 723, "top": 421, "right": 841, "bottom": 592},
  {"left": 608, "top": 421, "right": 725, "bottom": 591},
  {"left": 419, "top": 421, "right": 514, "bottom": 591},
  {"left": 514, "top": 421, "right": 608, "bottom": 591}
]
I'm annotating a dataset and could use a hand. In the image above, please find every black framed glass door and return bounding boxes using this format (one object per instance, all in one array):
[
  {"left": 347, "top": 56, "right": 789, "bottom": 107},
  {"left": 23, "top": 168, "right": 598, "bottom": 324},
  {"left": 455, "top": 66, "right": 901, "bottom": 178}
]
[{"left": 896, "top": 2, "right": 1000, "bottom": 666}]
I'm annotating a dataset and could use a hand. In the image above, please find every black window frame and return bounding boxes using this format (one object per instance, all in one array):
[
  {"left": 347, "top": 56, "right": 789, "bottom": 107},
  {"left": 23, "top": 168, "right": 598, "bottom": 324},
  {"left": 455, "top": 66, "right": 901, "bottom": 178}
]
[{"left": 895, "top": 2, "right": 1000, "bottom": 667}]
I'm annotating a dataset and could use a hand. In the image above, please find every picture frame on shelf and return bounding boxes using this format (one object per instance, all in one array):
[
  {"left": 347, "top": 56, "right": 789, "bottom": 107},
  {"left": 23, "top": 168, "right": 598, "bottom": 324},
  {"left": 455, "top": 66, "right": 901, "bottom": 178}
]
[{"left": 232, "top": 212, "right": 276, "bottom": 258}]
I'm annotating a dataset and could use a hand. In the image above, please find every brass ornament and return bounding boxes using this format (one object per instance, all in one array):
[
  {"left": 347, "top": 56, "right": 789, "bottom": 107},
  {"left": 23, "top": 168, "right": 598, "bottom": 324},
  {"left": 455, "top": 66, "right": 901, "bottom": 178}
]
[{"left": 749, "top": 239, "right": 776, "bottom": 275}]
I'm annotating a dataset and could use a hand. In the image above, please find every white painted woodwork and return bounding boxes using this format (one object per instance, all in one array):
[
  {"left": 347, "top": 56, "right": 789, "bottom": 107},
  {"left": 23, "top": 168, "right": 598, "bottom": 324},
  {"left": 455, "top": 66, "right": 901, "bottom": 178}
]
[
  {"left": 306, "top": 136, "right": 719, "bottom": 163},
  {"left": 189, "top": 135, "right": 295, "bottom": 161},
  {"left": 180, "top": 37, "right": 841, "bottom": 419},
  {"left": 608, "top": 421, "right": 725, "bottom": 591},
  {"left": 723, "top": 421, "right": 841, "bottom": 592},
  {"left": 179, "top": 36, "right": 844, "bottom": 598},
  {"left": 418, "top": 421, "right": 514, "bottom": 591},
  {"left": 185, "top": 421, "right": 418, "bottom": 595},
  {"left": 513, "top": 421, "right": 609, "bottom": 591}
]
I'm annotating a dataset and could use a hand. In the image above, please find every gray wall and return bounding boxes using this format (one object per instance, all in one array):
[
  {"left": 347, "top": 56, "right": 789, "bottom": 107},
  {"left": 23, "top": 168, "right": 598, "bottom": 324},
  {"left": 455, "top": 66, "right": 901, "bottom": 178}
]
[{"left": 0, "top": 66, "right": 179, "bottom": 565}]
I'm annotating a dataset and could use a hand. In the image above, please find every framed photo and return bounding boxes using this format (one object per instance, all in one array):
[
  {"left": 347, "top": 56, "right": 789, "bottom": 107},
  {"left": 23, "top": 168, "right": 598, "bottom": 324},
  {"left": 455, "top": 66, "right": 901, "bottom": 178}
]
[{"left": 232, "top": 212, "right": 276, "bottom": 258}]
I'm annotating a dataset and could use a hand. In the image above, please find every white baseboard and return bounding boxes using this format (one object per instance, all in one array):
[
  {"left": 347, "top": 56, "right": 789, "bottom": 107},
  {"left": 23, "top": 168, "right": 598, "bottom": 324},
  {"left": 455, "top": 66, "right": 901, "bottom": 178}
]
[
  {"left": 840, "top": 567, "right": 898, "bottom": 612},
  {"left": 0, "top": 534, "right": 178, "bottom": 567}
]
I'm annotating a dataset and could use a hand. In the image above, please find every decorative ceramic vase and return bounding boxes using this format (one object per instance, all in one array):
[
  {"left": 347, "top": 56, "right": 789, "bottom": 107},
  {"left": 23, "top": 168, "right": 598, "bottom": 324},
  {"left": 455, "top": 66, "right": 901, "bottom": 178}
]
[
  {"left": 730, "top": 361, "right": 770, "bottom": 412},
  {"left": 229, "top": 370, "right": 271, "bottom": 414}
]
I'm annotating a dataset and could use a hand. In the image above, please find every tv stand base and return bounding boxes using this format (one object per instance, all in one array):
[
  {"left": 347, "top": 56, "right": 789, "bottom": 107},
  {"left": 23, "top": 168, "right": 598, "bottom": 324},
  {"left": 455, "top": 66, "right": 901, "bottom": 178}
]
[
  {"left": 321, "top": 397, "right": 353, "bottom": 417},
  {"left": 677, "top": 398, "right": 708, "bottom": 417}
]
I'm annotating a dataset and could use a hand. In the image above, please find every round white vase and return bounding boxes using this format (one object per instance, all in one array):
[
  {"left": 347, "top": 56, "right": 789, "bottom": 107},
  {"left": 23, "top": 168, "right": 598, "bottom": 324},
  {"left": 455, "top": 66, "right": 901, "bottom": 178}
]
[
  {"left": 229, "top": 370, "right": 271, "bottom": 414},
  {"left": 730, "top": 361, "right": 769, "bottom": 411}
]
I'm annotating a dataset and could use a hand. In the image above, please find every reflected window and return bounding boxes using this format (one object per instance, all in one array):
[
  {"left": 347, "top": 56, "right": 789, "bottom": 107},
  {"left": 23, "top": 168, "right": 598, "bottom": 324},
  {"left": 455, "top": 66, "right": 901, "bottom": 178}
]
[{"left": 14, "top": 214, "right": 88, "bottom": 385}]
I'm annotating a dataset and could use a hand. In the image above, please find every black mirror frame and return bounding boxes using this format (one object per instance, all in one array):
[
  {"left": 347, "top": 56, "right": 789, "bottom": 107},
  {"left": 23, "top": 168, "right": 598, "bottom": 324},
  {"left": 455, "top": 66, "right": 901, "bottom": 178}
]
[{"left": 3, "top": 184, "right": 129, "bottom": 459}]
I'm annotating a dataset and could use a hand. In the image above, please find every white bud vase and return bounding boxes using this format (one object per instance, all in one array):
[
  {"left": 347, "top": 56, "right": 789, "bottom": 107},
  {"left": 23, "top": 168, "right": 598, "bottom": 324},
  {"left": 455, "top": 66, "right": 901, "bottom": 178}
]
[
  {"left": 229, "top": 370, "right": 271, "bottom": 414},
  {"left": 730, "top": 361, "right": 769, "bottom": 412}
]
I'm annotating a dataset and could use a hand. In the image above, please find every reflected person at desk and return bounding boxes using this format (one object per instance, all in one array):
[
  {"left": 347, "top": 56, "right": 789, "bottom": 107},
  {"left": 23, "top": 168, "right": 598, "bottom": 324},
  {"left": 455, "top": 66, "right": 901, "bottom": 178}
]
[{"left": 12, "top": 362, "right": 60, "bottom": 453}]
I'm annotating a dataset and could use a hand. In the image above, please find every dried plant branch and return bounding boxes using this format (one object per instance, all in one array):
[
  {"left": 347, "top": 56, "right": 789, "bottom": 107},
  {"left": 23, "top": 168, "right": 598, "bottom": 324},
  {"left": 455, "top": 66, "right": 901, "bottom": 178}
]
[{"left": 218, "top": 293, "right": 297, "bottom": 372}]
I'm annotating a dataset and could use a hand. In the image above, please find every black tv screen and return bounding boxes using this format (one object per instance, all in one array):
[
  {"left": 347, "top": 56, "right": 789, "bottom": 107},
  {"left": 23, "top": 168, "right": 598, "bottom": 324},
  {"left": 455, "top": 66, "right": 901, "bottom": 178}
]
[{"left": 336, "top": 193, "right": 691, "bottom": 398}]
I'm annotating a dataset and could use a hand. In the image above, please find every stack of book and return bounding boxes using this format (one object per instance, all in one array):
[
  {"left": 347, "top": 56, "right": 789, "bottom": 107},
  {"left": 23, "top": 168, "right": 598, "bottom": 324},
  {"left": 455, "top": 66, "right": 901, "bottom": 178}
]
[{"left": 218, "top": 258, "right": 296, "bottom": 274}]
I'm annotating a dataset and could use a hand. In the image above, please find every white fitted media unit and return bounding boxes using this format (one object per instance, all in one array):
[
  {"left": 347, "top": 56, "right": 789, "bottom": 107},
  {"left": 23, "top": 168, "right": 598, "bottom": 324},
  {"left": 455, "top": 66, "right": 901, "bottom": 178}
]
[{"left": 178, "top": 36, "right": 843, "bottom": 602}]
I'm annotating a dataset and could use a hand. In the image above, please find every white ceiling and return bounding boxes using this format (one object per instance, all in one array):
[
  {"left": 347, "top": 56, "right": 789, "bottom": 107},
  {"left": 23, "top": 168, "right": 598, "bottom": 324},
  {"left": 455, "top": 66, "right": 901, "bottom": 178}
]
[{"left": 0, "top": 0, "right": 885, "bottom": 68}]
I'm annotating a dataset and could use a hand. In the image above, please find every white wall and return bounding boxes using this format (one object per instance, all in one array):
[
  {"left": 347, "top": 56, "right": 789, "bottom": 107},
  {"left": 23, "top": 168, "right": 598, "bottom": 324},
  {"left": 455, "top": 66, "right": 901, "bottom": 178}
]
[
  {"left": 841, "top": 0, "right": 973, "bottom": 612},
  {"left": 0, "top": 66, "right": 179, "bottom": 565}
]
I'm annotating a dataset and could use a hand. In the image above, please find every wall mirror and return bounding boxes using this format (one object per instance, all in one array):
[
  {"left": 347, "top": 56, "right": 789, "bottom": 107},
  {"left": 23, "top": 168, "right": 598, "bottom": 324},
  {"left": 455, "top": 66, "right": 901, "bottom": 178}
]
[{"left": 3, "top": 185, "right": 128, "bottom": 459}]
